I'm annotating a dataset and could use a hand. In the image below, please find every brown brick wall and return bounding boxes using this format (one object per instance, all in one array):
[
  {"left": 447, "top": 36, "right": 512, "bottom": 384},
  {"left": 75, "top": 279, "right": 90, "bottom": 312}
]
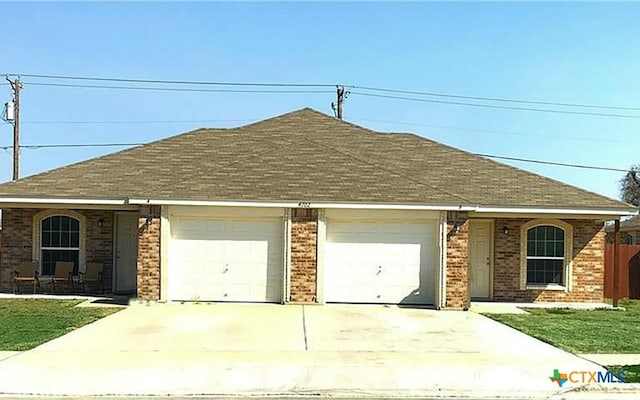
[
  {"left": 289, "top": 208, "right": 317, "bottom": 303},
  {"left": 493, "top": 218, "right": 604, "bottom": 302},
  {"left": 136, "top": 215, "right": 161, "bottom": 301},
  {"left": 81, "top": 210, "right": 114, "bottom": 289},
  {"left": 0, "top": 208, "right": 114, "bottom": 292},
  {"left": 445, "top": 212, "right": 469, "bottom": 309},
  {"left": 0, "top": 208, "right": 37, "bottom": 291}
]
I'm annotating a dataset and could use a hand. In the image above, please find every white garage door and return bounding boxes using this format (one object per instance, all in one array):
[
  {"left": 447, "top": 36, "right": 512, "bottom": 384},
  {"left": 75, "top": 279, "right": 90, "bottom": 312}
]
[
  {"left": 169, "top": 217, "right": 283, "bottom": 302},
  {"left": 324, "top": 220, "right": 437, "bottom": 305}
]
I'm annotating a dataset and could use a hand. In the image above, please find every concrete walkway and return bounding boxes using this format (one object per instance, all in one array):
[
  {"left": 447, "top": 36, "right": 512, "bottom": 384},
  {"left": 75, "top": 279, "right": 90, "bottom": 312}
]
[
  {"left": 0, "top": 352, "right": 21, "bottom": 361},
  {"left": 579, "top": 354, "right": 640, "bottom": 366},
  {"left": 0, "top": 303, "right": 626, "bottom": 398},
  {"left": 470, "top": 301, "right": 614, "bottom": 314}
]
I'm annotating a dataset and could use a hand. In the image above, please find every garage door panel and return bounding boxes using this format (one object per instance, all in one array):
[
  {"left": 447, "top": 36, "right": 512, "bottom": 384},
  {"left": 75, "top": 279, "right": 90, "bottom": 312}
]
[
  {"left": 169, "top": 216, "right": 283, "bottom": 302},
  {"left": 325, "top": 220, "right": 437, "bottom": 305}
]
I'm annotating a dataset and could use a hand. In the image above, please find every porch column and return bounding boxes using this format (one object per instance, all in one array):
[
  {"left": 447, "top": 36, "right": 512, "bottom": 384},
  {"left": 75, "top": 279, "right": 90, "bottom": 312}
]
[
  {"left": 137, "top": 206, "right": 161, "bottom": 301},
  {"left": 288, "top": 208, "right": 318, "bottom": 303},
  {"left": 445, "top": 211, "right": 470, "bottom": 309}
]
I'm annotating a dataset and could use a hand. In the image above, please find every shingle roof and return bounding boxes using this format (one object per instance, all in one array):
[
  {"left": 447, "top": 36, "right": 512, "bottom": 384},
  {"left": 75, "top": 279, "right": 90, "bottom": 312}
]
[{"left": 0, "top": 108, "right": 633, "bottom": 211}]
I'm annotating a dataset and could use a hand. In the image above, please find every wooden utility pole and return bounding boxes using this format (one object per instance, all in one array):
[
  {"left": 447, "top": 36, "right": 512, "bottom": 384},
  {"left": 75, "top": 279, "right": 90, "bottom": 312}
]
[
  {"left": 336, "top": 86, "right": 345, "bottom": 120},
  {"left": 613, "top": 219, "right": 620, "bottom": 307},
  {"left": 6, "top": 76, "right": 22, "bottom": 180}
]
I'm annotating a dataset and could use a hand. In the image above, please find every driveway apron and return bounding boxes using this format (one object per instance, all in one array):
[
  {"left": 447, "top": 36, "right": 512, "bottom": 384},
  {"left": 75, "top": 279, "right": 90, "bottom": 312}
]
[{"left": 0, "top": 303, "right": 605, "bottom": 398}]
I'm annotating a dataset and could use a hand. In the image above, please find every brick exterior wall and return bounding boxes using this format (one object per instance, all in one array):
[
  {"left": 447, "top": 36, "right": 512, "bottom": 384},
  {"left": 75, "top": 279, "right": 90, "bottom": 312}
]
[
  {"left": 493, "top": 218, "right": 604, "bottom": 302},
  {"left": 289, "top": 208, "right": 318, "bottom": 303},
  {"left": 0, "top": 208, "right": 37, "bottom": 291},
  {"left": 0, "top": 208, "right": 114, "bottom": 293},
  {"left": 136, "top": 215, "right": 161, "bottom": 301},
  {"left": 445, "top": 212, "right": 470, "bottom": 309},
  {"left": 84, "top": 210, "right": 115, "bottom": 290}
]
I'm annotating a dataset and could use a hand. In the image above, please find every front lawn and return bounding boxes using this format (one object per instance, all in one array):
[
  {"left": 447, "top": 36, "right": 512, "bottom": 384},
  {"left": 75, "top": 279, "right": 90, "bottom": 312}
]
[
  {"left": 608, "top": 365, "right": 640, "bottom": 383},
  {"left": 484, "top": 299, "right": 640, "bottom": 354},
  {"left": 0, "top": 299, "right": 121, "bottom": 351}
]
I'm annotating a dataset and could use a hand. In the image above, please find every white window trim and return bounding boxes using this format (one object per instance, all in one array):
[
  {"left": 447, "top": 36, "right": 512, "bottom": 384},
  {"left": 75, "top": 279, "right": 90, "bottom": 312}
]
[
  {"left": 32, "top": 210, "right": 86, "bottom": 275},
  {"left": 519, "top": 219, "right": 573, "bottom": 291}
]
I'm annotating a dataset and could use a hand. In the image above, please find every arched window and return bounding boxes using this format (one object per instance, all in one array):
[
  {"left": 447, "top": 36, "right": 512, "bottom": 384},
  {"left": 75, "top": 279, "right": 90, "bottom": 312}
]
[
  {"left": 521, "top": 220, "right": 572, "bottom": 288},
  {"left": 40, "top": 215, "right": 81, "bottom": 276}
]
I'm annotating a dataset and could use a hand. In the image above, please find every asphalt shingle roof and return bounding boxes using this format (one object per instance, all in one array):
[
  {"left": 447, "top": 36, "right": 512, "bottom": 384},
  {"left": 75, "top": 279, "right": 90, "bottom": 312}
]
[{"left": 0, "top": 108, "right": 633, "bottom": 211}]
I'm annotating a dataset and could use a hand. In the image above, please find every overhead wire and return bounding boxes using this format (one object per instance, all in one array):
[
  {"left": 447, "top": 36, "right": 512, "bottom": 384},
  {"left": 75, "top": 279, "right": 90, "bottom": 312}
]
[
  {"left": 23, "top": 82, "right": 333, "bottom": 94},
  {"left": 21, "top": 118, "right": 260, "bottom": 125},
  {"left": 353, "top": 85, "right": 640, "bottom": 111},
  {"left": 8, "top": 73, "right": 336, "bottom": 87},
  {"left": 349, "top": 117, "right": 626, "bottom": 143},
  {"left": 0, "top": 142, "right": 629, "bottom": 173},
  {"left": 350, "top": 92, "right": 640, "bottom": 119},
  {"left": 6, "top": 72, "right": 639, "bottom": 112},
  {"left": 474, "top": 153, "right": 629, "bottom": 173}
]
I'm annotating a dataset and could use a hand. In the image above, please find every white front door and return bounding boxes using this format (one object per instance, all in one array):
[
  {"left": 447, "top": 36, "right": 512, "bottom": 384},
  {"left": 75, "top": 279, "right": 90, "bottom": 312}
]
[
  {"left": 469, "top": 220, "right": 492, "bottom": 299},
  {"left": 324, "top": 219, "right": 438, "bottom": 305},
  {"left": 168, "top": 217, "right": 283, "bottom": 302},
  {"left": 115, "top": 213, "right": 138, "bottom": 293}
]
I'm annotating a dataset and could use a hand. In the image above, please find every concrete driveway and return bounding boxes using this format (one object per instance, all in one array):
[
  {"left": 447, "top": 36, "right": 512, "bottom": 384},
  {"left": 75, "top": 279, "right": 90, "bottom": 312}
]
[{"left": 0, "top": 303, "right": 608, "bottom": 398}]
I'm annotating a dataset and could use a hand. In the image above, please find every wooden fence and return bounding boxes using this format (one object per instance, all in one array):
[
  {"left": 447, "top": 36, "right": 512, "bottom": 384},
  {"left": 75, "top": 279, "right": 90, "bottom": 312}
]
[{"left": 604, "top": 244, "right": 640, "bottom": 299}]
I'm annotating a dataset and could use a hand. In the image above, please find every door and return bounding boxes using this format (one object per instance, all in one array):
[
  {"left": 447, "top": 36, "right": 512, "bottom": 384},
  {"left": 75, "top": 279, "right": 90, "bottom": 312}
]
[
  {"left": 168, "top": 217, "right": 283, "bottom": 302},
  {"left": 115, "top": 213, "right": 138, "bottom": 293},
  {"left": 324, "top": 219, "right": 437, "bottom": 305},
  {"left": 469, "top": 220, "right": 492, "bottom": 298}
]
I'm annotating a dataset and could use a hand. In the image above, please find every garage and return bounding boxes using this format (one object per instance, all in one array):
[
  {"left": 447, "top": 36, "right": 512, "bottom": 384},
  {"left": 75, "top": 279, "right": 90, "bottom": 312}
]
[
  {"left": 168, "top": 207, "right": 284, "bottom": 302},
  {"left": 323, "top": 210, "right": 439, "bottom": 305}
]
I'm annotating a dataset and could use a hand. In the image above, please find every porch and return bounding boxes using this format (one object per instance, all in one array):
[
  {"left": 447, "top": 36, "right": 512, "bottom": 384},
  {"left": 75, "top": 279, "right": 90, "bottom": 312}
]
[{"left": 0, "top": 208, "right": 139, "bottom": 295}]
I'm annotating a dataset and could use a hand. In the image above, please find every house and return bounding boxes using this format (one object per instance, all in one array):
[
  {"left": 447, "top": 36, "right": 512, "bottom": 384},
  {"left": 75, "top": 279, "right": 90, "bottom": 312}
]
[
  {"left": 0, "top": 108, "right": 635, "bottom": 308},
  {"left": 605, "top": 215, "right": 640, "bottom": 244}
]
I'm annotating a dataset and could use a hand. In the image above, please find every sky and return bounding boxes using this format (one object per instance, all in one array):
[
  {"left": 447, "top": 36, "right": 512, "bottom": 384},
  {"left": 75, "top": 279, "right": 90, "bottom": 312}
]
[{"left": 1, "top": 2, "right": 639, "bottom": 201}]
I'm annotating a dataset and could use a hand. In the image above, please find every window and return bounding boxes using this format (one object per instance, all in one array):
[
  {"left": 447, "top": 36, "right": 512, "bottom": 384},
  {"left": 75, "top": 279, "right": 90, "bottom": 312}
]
[
  {"left": 40, "top": 215, "right": 80, "bottom": 276},
  {"left": 526, "top": 225, "right": 565, "bottom": 285}
]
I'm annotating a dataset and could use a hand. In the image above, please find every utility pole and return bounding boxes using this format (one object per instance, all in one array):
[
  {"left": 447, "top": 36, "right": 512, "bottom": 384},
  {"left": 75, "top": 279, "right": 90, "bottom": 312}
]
[
  {"left": 5, "top": 76, "right": 22, "bottom": 180},
  {"left": 336, "top": 86, "right": 345, "bottom": 120}
]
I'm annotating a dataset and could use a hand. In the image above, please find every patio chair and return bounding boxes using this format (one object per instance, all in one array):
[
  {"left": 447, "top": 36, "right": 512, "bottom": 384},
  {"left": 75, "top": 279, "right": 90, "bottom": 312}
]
[
  {"left": 13, "top": 261, "right": 39, "bottom": 294},
  {"left": 50, "top": 261, "right": 75, "bottom": 293},
  {"left": 77, "top": 262, "right": 104, "bottom": 293}
]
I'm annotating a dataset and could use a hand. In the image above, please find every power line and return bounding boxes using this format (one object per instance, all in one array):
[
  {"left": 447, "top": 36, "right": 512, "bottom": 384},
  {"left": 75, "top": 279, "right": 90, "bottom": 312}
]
[
  {"left": 350, "top": 117, "right": 627, "bottom": 143},
  {"left": 10, "top": 73, "right": 336, "bottom": 87},
  {"left": 24, "top": 82, "right": 334, "bottom": 94},
  {"left": 11, "top": 115, "right": 631, "bottom": 144},
  {"left": 7, "top": 72, "right": 639, "bottom": 112},
  {"left": 0, "top": 141, "right": 629, "bottom": 173},
  {"left": 22, "top": 118, "right": 259, "bottom": 125},
  {"left": 475, "top": 153, "right": 629, "bottom": 173},
  {"left": 0, "top": 143, "right": 143, "bottom": 150},
  {"left": 351, "top": 92, "right": 640, "bottom": 119},
  {"left": 354, "top": 85, "right": 640, "bottom": 111}
]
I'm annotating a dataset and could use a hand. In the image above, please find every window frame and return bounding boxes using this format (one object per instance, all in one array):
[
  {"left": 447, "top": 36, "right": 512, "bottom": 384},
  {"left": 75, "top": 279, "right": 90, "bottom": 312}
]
[
  {"left": 32, "top": 210, "right": 86, "bottom": 276},
  {"left": 520, "top": 219, "right": 573, "bottom": 291}
]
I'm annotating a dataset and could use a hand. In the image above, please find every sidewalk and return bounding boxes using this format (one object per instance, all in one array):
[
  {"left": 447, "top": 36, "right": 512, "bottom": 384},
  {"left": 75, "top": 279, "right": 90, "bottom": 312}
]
[{"left": 579, "top": 354, "right": 640, "bottom": 366}]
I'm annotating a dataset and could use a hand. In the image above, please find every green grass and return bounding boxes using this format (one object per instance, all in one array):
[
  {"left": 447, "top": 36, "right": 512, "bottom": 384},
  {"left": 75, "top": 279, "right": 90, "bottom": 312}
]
[
  {"left": 0, "top": 299, "right": 121, "bottom": 351},
  {"left": 484, "top": 299, "right": 640, "bottom": 354},
  {"left": 608, "top": 365, "right": 640, "bottom": 383}
]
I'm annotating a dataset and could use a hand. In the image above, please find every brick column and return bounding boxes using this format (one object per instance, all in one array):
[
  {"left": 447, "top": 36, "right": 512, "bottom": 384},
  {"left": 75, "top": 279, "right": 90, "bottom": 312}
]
[
  {"left": 289, "top": 208, "right": 318, "bottom": 303},
  {"left": 445, "top": 212, "right": 470, "bottom": 309},
  {"left": 137, "top": 214, "right": 160, "bottom": 301},
  {"left": 0, "top": 208, "right": 37, "bottom": 292}
]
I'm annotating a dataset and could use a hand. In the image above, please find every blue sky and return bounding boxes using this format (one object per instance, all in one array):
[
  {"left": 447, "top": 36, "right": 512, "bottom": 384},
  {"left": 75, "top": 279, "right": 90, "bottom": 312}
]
[{"left": 1, "top": 2, "right": 639, "bottom": 200}]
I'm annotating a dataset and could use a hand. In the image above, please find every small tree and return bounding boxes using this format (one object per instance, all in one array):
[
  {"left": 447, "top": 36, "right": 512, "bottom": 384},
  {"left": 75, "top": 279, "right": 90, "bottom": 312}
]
[{"left": 620, "top": 164, "right": 640, "bottom": 206}]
